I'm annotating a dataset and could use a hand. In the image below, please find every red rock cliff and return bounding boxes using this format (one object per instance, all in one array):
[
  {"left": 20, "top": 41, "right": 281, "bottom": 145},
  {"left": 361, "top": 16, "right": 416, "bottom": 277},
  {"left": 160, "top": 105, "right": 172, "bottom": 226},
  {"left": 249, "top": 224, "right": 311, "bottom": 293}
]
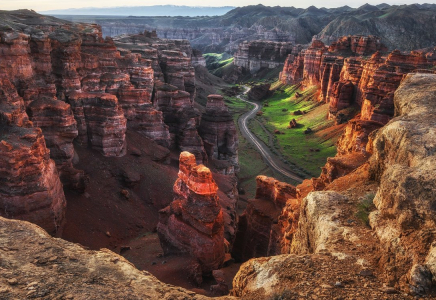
[
  {"left": 199, "top": 94, "right": 239, "bottom": 174},
  {"left": 157, "top": 152, "right": 226, "bottom": 274},
  {"left": 232, "top": 175, "right": 298, "bottom": 261},
  {"left": 0, "top": 125, "right": 66, "bottom": 235}
]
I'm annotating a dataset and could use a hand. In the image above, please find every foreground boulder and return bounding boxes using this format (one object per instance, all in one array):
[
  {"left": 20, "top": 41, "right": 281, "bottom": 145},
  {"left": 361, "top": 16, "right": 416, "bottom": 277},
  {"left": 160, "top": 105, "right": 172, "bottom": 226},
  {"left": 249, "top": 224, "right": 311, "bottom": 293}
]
[
  {"left": 0, "top": 216, "right": 235, "bottom": 299},
  {"left": 369, "top": 73, "right": 436, "bottom": 294},
  {"left": 157, "top": 151, "right": 226, "bottom": 274}
]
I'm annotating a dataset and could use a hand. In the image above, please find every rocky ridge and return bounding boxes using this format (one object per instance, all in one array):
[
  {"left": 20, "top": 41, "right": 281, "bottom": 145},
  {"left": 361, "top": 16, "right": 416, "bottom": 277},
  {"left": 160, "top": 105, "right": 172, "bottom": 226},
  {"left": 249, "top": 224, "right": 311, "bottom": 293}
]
[
  {"left": 231, "top": 73, "right": 436, "bottom": 298},
  {"left": 57, "top": 4, "right": 436, "bottom": 53},
  {"left": 279, "top": 36, "right": 434, "bottom": 190}
]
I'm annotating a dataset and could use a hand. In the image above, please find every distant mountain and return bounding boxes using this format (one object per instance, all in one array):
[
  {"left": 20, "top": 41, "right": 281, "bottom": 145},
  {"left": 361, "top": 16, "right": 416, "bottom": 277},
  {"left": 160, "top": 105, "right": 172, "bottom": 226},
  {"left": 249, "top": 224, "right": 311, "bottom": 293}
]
[
  {"left": 50, "top": 3, "right": 436, "bottom": 52},
  {"left": 40, "top": 5, "right": 235, "bottom": 17}
]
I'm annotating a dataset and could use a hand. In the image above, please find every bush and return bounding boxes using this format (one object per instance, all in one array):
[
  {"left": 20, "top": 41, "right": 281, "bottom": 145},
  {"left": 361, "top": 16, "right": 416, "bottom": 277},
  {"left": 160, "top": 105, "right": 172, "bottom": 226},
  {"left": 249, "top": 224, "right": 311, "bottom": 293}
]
[{"left": 355, "top": 192, "right": 376, "bottom": 226}]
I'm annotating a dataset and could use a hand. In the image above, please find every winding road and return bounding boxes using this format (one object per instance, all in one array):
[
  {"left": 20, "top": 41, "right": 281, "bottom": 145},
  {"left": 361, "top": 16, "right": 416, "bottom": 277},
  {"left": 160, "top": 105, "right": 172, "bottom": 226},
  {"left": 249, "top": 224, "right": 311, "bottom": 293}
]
[{"left": 237, "top": 88, "right": 304, "bottom": 183}]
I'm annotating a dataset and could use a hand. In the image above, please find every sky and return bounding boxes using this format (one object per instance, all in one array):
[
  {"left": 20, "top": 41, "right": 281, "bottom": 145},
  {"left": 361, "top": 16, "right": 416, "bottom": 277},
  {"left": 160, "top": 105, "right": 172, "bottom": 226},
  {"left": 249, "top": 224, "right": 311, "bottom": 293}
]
[{"left": 2, "top": 0, "right": 436, "bottom": 12}]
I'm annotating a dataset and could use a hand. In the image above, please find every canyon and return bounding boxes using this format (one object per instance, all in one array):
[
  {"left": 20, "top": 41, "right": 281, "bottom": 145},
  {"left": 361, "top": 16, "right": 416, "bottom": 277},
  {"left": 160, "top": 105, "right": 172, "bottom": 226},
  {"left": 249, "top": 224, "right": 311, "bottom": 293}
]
[
  {"left": 0, "top": 10, "right": 239, "bottom": 238},
  {"left": 1, "top": 5, "right": 436, "bottom": 300},
  {"left": 53, "top": 4, "right": 436, "bottom": 54}
]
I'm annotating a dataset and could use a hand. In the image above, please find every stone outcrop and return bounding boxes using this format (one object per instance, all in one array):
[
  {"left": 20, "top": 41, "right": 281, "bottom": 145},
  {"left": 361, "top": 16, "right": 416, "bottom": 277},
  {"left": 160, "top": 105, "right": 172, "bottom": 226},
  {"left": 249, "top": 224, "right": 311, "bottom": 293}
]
[
  {"left": 0, "top": 216, "right": 235, "bottom": 299},
  {"left": 157, "top": 152, "right": 226, "bottom": 274},
  {"left": 231, "top": 192, "right": 391, "bottom": 299},
  {"left": 247, "top": 83, "right": 271, "bottom": 101},
  {"left": 328, "top": 35, "right": 387, "bottom": 55},
  {"left": 199, "top": 95, "right": 238, "bottom": 174},
  {"left": 301, "top": 40, "right": 327, "bottom": 87},
  {"left": 279, "top": 52, "right": 305, "bottom": 85},
  {"left": 113, "top": 32, "right": 210, "bottom": 158},
  {"left": 26, "top": 98, "right": 84, "bottom": 189},
  {"left": 67, "top": 92, "right": 127, "bottom": 157},
  {"left": 368, "top": 74, "right": 436, "bottom": 294},
  {"left": 0, "top": 125, "right": 66, "bottom": 235},
  {"left": 232, "top": 176, "right": 298, "bottom": 261},
  {"left": 0, "top": 79, "right": 30, "bottom": 127},
  {"left": 234, "top": 41, "right": 299, "bottom": 73}
]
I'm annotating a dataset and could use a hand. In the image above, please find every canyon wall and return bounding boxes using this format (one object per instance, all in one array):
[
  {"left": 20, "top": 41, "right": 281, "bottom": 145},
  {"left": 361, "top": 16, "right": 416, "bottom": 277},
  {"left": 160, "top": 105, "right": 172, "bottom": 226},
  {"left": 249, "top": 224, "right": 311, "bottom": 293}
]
[
  {"left": 232, "top": 176, "right": 298, "bottom": 261},
  {"left": 232, "top": 74, "right": 436, "bottom": 298},
  {"left": 199, "top": 94, "right": 238, "bottom": 174},
  {"left": 234, "top": 41, "right": 301, "bottom": 73},
  {"left": 0, "top": 11, "right": 238, "bottom": 235},
  {"left": 368, "top": 74, "right": 436, "bottom": 294},
  {"left": 280, "top": 35, "right": 434, "bottom": 128}
]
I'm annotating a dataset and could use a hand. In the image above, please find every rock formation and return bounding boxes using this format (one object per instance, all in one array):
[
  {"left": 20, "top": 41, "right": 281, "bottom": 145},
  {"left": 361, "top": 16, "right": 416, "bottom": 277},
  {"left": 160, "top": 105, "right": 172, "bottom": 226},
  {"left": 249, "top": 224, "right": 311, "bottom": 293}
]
[
  {"left": 0, "top": 216, "right": 235, "bottom": 299},
  {"left": 157, "top": 152, "right": 226, "bottom": 274},
  {"left": 280, "top": 36, "right": 434, "bottom": 129},
  {"left": 67, "top": 4, "right": 436, "bottom": 54},
  {"left": 328, "top": 35, "right": 387, "bottom": 55},
  {"left": 247, "top": 83, "right": 271, "bottom": 101},
  {"left": 234, "top": 41, "right": 299, "bottom": 73},
  {"left": 0, "top": 11, "right": 238, "bottom": 237},
  {"left": 67, "top": 92, "right": 127, "bottom": 156},
  {"left": 232, "top": 176, "right": 298, "bottom": 261},
  {"left": 26, "top": 98, "right": 84, "bottom": 189},
  {"left": 302, "top": 40, "right": 327, "bottom": 87},
  {"left": 113, "top": 32, "right": 209, "bottom": 159},
  {"left": 199, "top": 95, "right": 238, "bottom": 174},
  {"left": 369, "top": 74, "right": 436, "bottom": 294},
  {"left": 0, "top": 125, "right": 66, "bottom": 235},
  {"left": 233, "top": 74, "right": 436, "bottom": 297}
]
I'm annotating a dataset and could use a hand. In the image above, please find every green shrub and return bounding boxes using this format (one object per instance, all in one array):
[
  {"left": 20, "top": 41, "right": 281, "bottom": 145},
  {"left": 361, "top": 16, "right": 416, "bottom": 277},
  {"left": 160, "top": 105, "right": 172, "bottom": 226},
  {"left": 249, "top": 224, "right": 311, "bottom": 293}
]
[{"left": 355, "top": 192, "right": 376, "bottom": 226}]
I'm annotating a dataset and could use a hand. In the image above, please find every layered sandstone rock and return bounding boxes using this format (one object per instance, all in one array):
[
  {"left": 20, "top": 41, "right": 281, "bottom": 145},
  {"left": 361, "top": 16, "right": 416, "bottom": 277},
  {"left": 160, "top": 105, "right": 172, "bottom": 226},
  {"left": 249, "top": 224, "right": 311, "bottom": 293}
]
[
  {"left": 318, "top": 56, "right": 343, "bottom": 102},
  {"left": 329, "top": 50, "right": 431, "bottom": 123},
  {"left": 0, "top": 216, "right": 235, "bottom": 299},
  {"left": 279, "top": 36, "right": 431, "bottom": 129},
  {"left": 358, "top": 51, "right": 429, "bottom": 124},
  {"left": 27, "top": 98, "right": 84, "bottom": 189},
  {"left": 302, "top": 40, "right": 327, "bottom": 87},
  {"left": 0, "top": 79, "right": 29, "bottom": 126},
  {"left": 232, "top": 176, "right": 298, "bottom": 261},
  {"left": 369, "top": 74, "right": 436, "bottom": 294},
  {"left": 157, "top": 152, "right": 225, "bottom": 274},
  {"left": 279, "top": 51, "right": 305, "bottom": 85},
  {"left": 153, "top": 82, "right": 205, "bottom": 159},
  {"left": 328, "top": 35, "right": 387, "bottom": 55},
  {"left": 0, "top": 125, "right": 66, "bottom": 235},
  {"left": 310, "top": 119, "right": 382, "bottom": 191},
  {"left": 199, "top": 95, "right": 238, "bottom": 174},
  {"left": 234, "top": 41, "right": 297, "bottom": 73},
  {"left": 67, "top": 92, "right": 127, "bottom": 157}
]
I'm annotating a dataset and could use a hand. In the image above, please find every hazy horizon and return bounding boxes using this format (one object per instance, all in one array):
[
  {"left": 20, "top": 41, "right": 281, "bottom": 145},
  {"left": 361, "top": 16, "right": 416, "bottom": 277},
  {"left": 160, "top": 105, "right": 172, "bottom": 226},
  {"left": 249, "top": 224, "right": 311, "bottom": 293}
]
[{"left": 3, "top": 0, "right": 436, "bottom": 13}]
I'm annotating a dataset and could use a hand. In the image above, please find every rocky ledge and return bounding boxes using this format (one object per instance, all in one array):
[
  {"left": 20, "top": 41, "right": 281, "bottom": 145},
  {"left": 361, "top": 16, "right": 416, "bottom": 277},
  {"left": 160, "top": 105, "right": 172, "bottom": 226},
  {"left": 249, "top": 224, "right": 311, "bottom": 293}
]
[
  {"left": 0, "top": 216, "right": 235, "bottom": 299},
  {"left": 231, "top": 73, "right": 436, "bottom": 298}
]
